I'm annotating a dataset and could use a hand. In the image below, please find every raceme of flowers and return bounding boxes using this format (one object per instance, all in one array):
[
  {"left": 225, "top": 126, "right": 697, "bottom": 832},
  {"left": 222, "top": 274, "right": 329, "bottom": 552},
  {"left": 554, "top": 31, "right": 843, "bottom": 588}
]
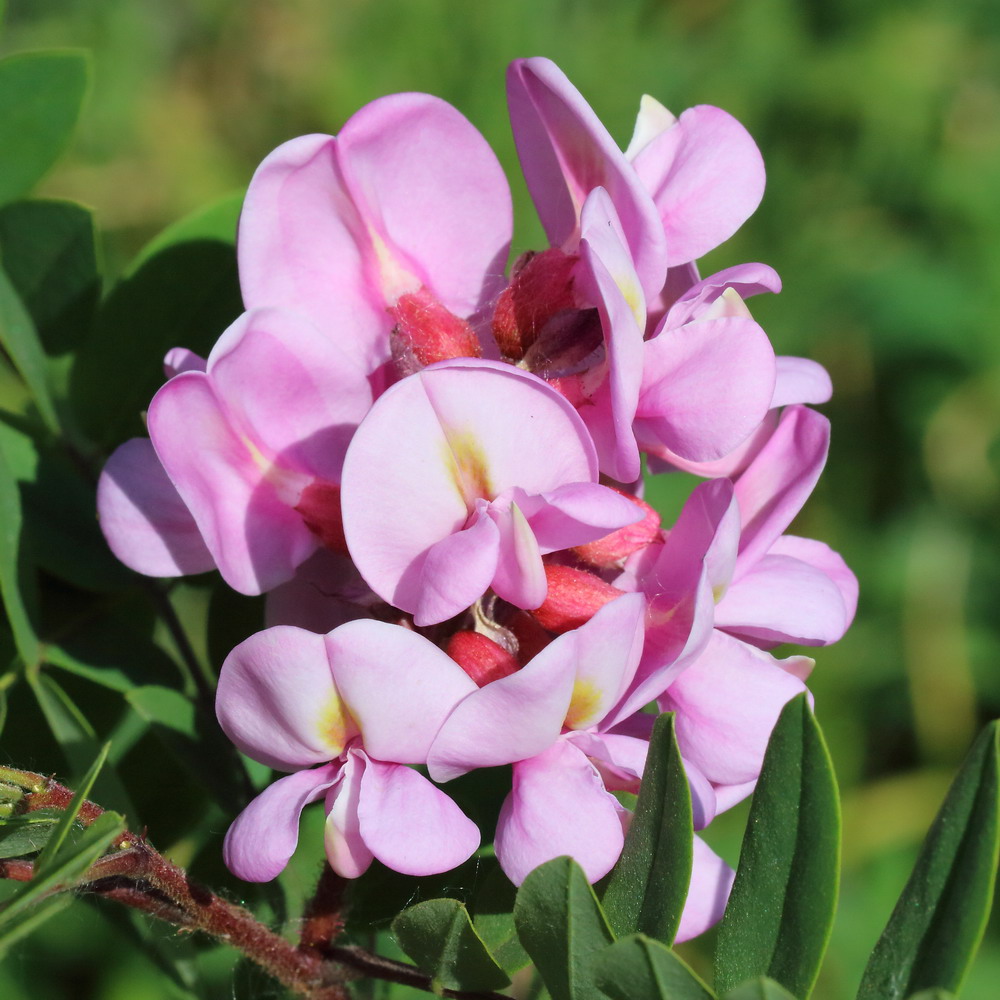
[{"left": 97, "top": 56, "right": 857, "bottom": 942}]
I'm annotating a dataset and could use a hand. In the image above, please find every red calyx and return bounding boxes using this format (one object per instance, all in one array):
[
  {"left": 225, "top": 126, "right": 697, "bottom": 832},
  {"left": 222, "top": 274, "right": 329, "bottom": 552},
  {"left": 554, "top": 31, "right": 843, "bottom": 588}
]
[
  {"left": 529, "top": 564, "right": 625, "bottom": 633},
  {"left": 446, "top": 631, "right": 521, "bottom": 687},
  {"left": 573, "top": 489, "right": 662, "bottom": 568},
  {"left": 389, "top": 287, "right": 481, "bottom": 370},
  {"left": 491, "top": 248, "right": 579, "bottom": 360},
  {"left": 294, "top": 480, "right": 348, "bottom": 554}
]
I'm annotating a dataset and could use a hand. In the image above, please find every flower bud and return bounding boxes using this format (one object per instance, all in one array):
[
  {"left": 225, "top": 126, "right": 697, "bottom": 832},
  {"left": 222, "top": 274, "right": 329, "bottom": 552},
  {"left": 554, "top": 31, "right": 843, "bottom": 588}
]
[
  {"left": 491, "top": 248, "right": 578, "bottom": 360},
  {"left": 294, "top": 481, "right": 347, "bottom": 554},
  {"left": 573, "top": 489, "right": 661, "bottom": 568},
  {"left": 389, "top": 287, "right": 481, "bottom": 370},
  {"left": 446, "top": 630, "right": 520, "bottom": 687},
  {"left": 529, "top": 564, "right": 625, "bottom": 633}
]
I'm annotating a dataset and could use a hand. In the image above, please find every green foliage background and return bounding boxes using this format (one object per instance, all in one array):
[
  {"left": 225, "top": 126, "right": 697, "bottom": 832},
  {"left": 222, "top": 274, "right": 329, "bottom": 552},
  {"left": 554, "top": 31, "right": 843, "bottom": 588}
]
[{"left": 1, "top": 0, "right": 999, "bottom": 997}]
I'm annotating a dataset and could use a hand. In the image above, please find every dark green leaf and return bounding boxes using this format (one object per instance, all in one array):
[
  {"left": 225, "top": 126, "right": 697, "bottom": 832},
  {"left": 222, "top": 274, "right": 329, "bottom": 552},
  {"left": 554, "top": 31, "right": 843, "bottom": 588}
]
[
  {"left": 601, "top": 713, "right": 692, "bottom": 944},
  {"left": 0, "top": 51, "right": 89, "bottom": 205},
  {"left": 593, "top": 934, "right": 716, "bottom": 1000},
  {"left": 0, "top": 199, "right": 99, "bottom": 355},
  {"left": 0, "top": 266, "right": 58, "bottom": 431},
  {"left": 722, "top": 978, "right": 799, "bottom": 1000},
  {"left": 125, "top": 684, "right": 250, "bottom": 813},
  {"left": 0, "top": 810, "right": 123, "bottom": 931},
  {"left": 472, "top": 862, "right": 531, "bottom": 974},
  {"left": 0, "top": 894, "right": 71, "bottom": 958},
  {"left": 0, "top": 440, "right": 39, "bottom": 665},
  {"left": 857, "top": 722, "right": 1000, "bottom": 1000},
  {"left": 33, "top": 742, "right": 109, "bottom": 877},
  {"left": 904, "top": 992, "right": 957, "bottom": 1000},
  {"left": 0, "top": 810, "right": 61, "bottom": 859},
  {"left": 70, "top": 239, "right": 243, "bottom": 446},
  {"left": 131, "top": 190, "right": 244, "bottom": 270},
  {"left": 715, "top": 694, "right": 840, "bottom": 998},
  {"left": 392, "top": 897, "right": 510, "bottom": 993},
  {"left": 513, "top": 856, "right": 615, "bottom": 1000}
]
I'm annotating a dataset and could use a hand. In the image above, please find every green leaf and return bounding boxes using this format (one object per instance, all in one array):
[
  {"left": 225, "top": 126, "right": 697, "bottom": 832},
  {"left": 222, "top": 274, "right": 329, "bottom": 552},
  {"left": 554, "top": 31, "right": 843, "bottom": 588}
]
[
  {"left": 722, "top": 978, "right": 799, "bottom": 1000},
  {"left": 0, "top": 266, "right": 58, "bottom": 431},
  {"left": 601, "top": 713, "right": 692, "bottom": 944},
  {"left": 131, "top": 190, "right": 244, "bottom": 270},
  {"left": 0, "top": 440, "right": 39, "bottom": 665},
  {"left": 0, "top": 51, "right": 89, "bottom": 206},
  {"left": 857, "top": 722, "right": 1000, "bottom": 1000},
  {"left": 904, "top": 993, "right": 957, "bottom": 1000},
  {"left": 33, "top": 742, "right": 109, "bottom": 877},
  {"left": 593, "top": 934, "right": 716, "bottom": 1000},
  {"left": 70, "top": 239, "right": 243, "bottom": 446},
  {"left": 471, "top": 862, "right": 531, "bottom": 975},
  {"left": 513, "top": 856, "right": 615, "bottom": 1000},
  {"left": 0, "top": 199, "right": 99, "bottom": 355},
  {"left": 125, "top": 684, "right": 250, "bottom": 813},
  {"left": 715, "top": 694, "right": 840, "bottom": 999},
  {"left": 392, "top": 897, "right": 510, "bottom": 993},
  {"left": 0, "top": 810, "right": 61, "bottom": 859},
  {"left": 0, "top": 894, "right": 71, "bottom": 958},
  {"left": 0, "top": 810, "right": 123, "bottom": 930}
]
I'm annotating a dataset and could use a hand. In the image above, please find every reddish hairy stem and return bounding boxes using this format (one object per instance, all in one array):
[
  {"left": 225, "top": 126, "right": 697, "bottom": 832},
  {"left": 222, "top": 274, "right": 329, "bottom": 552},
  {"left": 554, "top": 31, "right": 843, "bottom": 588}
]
[{"left": 0, "top": 768, "right": 510, "bottom": 1000}]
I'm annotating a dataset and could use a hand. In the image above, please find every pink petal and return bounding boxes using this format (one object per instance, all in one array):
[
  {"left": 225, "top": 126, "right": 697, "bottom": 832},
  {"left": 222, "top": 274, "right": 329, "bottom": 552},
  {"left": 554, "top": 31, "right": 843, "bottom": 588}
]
[
  {"left": 565, "top": 592, "right": 646, "bottom": 730},
  {"left": 147, "top": 371, "right": 316, "bottom": 594},
  {"left": 494, "top": 740, "right": 626, "bottom": 885},
  {"left": 772, "top": 356, "right": 833, "bottom": 407},
  {"left": 490, "top": 502, "right": 547, "bottom": 610},
  {"left": 223, "top": 764, "right": 339, "bottom": 882},
  {"left": 716, "top": 548, "right": 855, "bottom": 647},
  {"left": 336, "top": 92, "right": 512, "bottom": 321},
  {"left": 637, "top": 315, "right": 776, "bottom": 462},
  {"left": 412, "top": 507, "right": 501, "bottom": 625},
  {"left": 324, "top": 752, "right": 374, "bottom": 878},
  {"left": 674, "top": 837, "right": 735, "bottom": 943},
  {"left": 357, "top": 754, "right": 480, "bottom": 876},
  {"left": 507, "top": 58, "right": 666, "bottom": 297},
  {"left": 216, "top": 626, "right": 354, "bottom": 770},
  {"left": 664, "top": 262, "right": 781, "bottom": 329},
  {"left": 733, "top": 406, "right": 830, "bottom": 573},
  {"left": 660, "top": 631, "right": 807, "bottom": 787},
  {"left": 427, "top": 630, "right": 578, "bottom": 783},
  {"left": 238, "top": 133, "right": 389, "bottom": 374},
  {"left": 630, "top": 104, "right": 766, "bottom": 266},
  {"left": 771, "top": 534, "right": 858, "bottom": 624},
  {"left": 163, "top": 347, "right": 206, "bottom": 377},
  {"left": 341, "top": 362, "right": 596, "bottom": 618},
  {"left": 576, "top": 188, "right": 647, "bottom": 482},
  {"left": 206, "top": 308, "right": 371, "bottom": 483},
  {"left": 326, "top": 619, "right": 477, "bottom": 765},
  {"left": 97, "top": 438, "right": 215, "bottom": 577},
  {"left": 520, "top": 482, "right": 644, "bottom": 552}
]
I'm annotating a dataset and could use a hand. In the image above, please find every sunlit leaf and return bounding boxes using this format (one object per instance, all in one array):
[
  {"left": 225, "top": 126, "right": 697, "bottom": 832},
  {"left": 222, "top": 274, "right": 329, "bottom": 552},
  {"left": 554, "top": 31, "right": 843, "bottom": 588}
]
[
  {"left": 514, "top": 856, "right": 615, "bottom": 1000},
  {"left": 594, "top": 934, "right": 715, "bottom": 1000},
  {"left": 722, "top": 977, "right": 799, "bottom": 1000},
  {"left": 715, "top": 694, "right": 840, "bottom": 998},
  {"left": 857, "top": 722, "right": 1000, "bottom": 1000},
  {"left": 601, "top": 713, "right": 692, "bottom": 944},
  {"left": 392, "top": 897, "right": 510, "bottom": 992},
  {"left": 0, "top": 50, "right": 89, "bottom": 206}
]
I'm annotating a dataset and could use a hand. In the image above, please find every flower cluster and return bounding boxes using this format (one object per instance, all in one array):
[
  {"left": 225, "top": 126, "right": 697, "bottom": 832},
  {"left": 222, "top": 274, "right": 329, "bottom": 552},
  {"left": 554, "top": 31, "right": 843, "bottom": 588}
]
[{"left": 97, "top": 57, "right": 856, "bottom": 941}]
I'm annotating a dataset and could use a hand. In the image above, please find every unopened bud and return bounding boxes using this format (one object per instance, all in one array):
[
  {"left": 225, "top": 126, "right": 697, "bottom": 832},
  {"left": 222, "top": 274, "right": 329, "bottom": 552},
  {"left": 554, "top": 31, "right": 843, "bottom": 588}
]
[
  {"left": 294, "top": 480, "right": 347, "bottom": 554},
  {"left": 573, "top": 489, "right": 661, "bottom": 568},
  {"left": 446, "top": 631, "right": 520, "bottom": 687},
  {"left": 503, "top": 609, "right": 553, "bottom": 663},
  {"left": 491, "top": 248, "right": 578, "bottom": 360},
  {"left": 390, "top": 287, "right": 481, "bottom": 370},
  {"left": 529, "top": 564, "right": 624, "bottom": 633}
]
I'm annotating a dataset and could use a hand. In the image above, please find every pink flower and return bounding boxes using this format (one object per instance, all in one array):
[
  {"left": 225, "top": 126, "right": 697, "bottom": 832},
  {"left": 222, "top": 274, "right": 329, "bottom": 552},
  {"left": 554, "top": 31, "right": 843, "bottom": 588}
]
[
  {"left": 216, "top": 620, "right": 481, "bottom": 880},
  {"left": 340, "top": 359, "right": 643, "bottom": 625},
  {"left": 99, "top": 308, "right": 372, "bottom": 595},
  {"left": 238, "top": 94, "right": 512, "bottom": 382}
]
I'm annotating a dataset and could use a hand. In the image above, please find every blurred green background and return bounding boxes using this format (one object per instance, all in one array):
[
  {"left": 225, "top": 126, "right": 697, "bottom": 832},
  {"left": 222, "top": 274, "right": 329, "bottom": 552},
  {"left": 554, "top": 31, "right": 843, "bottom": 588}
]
[{"left": 2, "top": 0, "right": 1000, "bottom": 997}]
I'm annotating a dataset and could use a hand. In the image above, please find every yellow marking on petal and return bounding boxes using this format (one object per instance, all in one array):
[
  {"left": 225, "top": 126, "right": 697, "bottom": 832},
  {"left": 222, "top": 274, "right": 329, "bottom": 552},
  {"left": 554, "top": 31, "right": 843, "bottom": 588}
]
[
  {"left": 702, "top": 287, "right": 752, "bottom": 321},
  {"left": 368, "top": 224, "right": 421, "bottom": 303},
  {"left": 565, "top": 678, "right": 604, "bottom": 730},
  {"left": 617, "top": 273, "right": 646, "bottom": 329},
  {"left": 712, "top": 581, "right": 729, "bottom": 603},
  {"left": 441, "top": 429, "right": 494, "bottom": 508},
  {"left": 317, "top": 689, "right": 358, "bottom": 757},
  {"left": 242, "top": 436, "right": 307, "bottom": 506}
]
